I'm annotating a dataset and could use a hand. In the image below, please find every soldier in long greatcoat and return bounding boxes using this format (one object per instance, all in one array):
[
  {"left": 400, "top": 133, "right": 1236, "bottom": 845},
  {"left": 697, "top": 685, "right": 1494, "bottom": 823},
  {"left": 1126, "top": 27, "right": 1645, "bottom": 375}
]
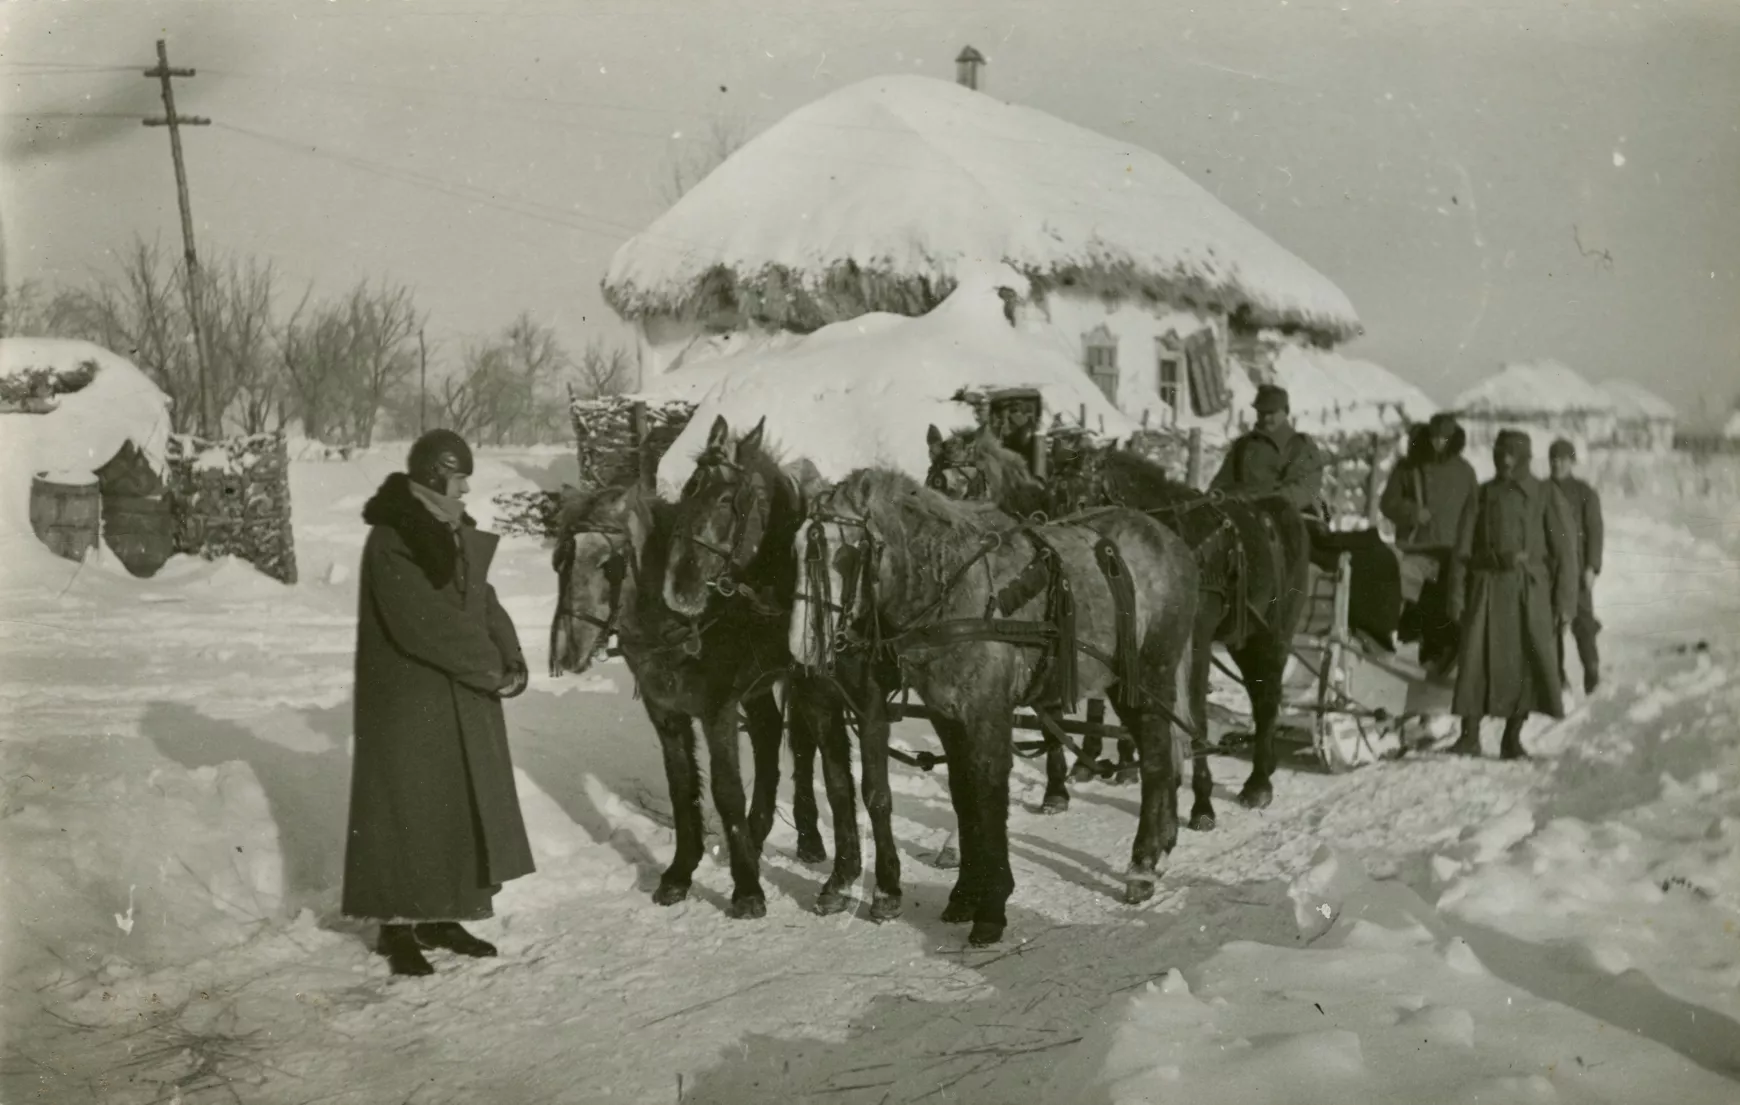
[
  {"left": 344, "top": 429, "right": 535, "bottom": 976},
  {"left": 1445, "top": 430, "right": 1580, "bottom": 760}
]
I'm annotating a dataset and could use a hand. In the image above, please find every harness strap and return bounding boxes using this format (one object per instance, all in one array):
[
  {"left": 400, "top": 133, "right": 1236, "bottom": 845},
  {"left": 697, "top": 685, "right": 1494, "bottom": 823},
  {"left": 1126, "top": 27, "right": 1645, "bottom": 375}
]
[{"left": 1094, "top": 536, "right": 1142, "bottom": 692}]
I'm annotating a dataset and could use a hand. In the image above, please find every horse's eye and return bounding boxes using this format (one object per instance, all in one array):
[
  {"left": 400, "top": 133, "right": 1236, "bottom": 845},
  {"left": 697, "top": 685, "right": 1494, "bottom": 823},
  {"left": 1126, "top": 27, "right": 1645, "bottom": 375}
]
[{"left": 603, "top": 554, "right": 626, "bottom": 585}]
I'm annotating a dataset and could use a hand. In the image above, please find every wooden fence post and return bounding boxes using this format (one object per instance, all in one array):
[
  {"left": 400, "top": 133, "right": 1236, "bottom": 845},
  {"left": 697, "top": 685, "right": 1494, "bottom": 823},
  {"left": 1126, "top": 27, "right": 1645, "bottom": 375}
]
[
  {"left": 1186, "top": 427, "right": 1204, "bottom": 489},
  {"left": 630, "top": 400, "right": 651, "bottom": 491}
]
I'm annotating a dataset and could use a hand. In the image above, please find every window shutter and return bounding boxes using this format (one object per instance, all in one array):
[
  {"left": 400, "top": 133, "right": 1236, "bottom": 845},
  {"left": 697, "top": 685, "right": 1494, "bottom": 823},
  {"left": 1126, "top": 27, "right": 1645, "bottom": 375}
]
[{"left": 1186, "top": 330, "right": 1232, "bottom": 417}]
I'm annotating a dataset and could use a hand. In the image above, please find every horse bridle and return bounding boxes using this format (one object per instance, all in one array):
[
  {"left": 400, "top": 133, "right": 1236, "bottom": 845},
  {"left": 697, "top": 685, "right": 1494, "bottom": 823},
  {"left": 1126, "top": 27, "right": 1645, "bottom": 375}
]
[
  {"left": 799, "top": 501, "right": 882, "bottom": 672},
  {"left": 680, "top": 459, "right": 767, "bottom": 599},
  {"left": 554, "top": 524, "right": 634, "bottom": 644}
]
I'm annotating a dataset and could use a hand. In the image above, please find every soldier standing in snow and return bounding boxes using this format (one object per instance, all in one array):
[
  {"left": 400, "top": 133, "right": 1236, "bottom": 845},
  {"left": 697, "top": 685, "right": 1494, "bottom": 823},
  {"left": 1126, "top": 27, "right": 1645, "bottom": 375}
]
[
  {"left": 344, "top": 429, "right": 535, "bottom": 977},
  {"left": 1548, "top": 439, "right": 1604, "bottom": 695},
  {"left": 1445, "top": 430, "right": 1580, "bottom": 760},
  {"left": 1210, "top": 385, "right": 1328, "bottom": 515},
  {"left": 1381, "top": 412, "right": 1478, "bottom": 673}
]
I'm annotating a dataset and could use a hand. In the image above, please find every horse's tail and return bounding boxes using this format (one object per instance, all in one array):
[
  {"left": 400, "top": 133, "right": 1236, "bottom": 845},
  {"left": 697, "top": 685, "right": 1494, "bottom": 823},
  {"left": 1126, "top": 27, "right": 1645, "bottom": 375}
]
[{"left": 1171, "top": 625, "right": 1196, "bottom": 776}]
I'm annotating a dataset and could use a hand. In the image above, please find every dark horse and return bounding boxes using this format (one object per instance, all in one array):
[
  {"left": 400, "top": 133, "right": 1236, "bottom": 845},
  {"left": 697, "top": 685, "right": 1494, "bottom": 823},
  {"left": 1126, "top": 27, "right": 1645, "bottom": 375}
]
[
  {"left": 548, "top": 472, "right": 824, "bottom": 919},
  {"left": 793, "top": 467, "right": 1199, "bottom": 945},
  {"left": 927, "top": 425, "right": 1312, "bottom": 830},
  {"left": 663, "top": 415, "right": 912, "bottom": 921}
]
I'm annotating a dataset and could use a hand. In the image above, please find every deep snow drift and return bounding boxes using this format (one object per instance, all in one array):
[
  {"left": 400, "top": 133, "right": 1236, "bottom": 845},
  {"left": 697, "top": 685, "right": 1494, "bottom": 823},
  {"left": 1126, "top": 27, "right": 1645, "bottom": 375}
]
[{"left": 2, "top": 444, "right": 1737, "bottom": 1104}]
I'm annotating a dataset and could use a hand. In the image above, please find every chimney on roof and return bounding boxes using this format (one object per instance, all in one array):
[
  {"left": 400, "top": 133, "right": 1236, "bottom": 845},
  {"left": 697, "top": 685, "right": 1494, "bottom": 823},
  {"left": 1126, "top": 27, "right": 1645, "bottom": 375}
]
[{"left": 955, "top": 46, "right": 986, "bottom": 91}]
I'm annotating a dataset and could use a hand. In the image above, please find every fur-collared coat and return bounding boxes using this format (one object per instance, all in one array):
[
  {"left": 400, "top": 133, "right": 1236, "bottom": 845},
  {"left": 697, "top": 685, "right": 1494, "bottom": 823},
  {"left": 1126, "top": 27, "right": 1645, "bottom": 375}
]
[
  {"left": 342, "top": 473, "right": 535, "bottom": 923},
  {"left": 1447, "top": 473, "right": 1581, "bottom": 720},
  {"left": 1380, "top": 421, "right": 1478, "bottom": 552}
]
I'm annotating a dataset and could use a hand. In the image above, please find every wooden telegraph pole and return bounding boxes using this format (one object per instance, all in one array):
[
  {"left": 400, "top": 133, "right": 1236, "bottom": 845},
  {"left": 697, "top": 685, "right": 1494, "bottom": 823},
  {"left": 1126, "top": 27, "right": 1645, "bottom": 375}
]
[{"left": 142, "top": 39, "right": 214, "bottom": 438}]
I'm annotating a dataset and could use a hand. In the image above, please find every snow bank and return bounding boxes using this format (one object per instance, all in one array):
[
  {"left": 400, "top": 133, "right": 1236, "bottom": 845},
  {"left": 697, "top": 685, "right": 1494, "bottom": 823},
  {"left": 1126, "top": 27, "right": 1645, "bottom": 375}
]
[
  {"left": 1272, "top": 345, "right": 1438, "bottom": 433},
  {"left": 1053, "top": 846, "right": 1740, "bottom": 1105},
  {"left": 650, "top": 266, "right": 1140, "bottom": 491},
  {"left": 605, "top": 74, "right": 1359, "bottom": 342}
]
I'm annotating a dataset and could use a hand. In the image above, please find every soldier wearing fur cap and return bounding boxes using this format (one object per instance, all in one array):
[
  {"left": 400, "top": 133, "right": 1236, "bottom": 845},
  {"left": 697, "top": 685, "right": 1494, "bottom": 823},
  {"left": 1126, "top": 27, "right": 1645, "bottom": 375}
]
[
  {"left": 1209, "top": 384, "right": 1328, "bottom": 515},
  {"left": 343, "top": 428, "right": 535, "bottom": 976},
  {"left": 1444, "top": 429, "right": 1581, "bottom": 760}
]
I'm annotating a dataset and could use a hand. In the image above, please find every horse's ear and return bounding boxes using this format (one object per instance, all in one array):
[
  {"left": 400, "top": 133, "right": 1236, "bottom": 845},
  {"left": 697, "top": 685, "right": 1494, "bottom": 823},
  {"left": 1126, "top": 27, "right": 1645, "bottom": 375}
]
[
  {"left": 926, "top": 424, "right": 945, "bottom": 459},
  {"left": 735, "top": 416, "right": 766, "bottom": 461},
  {"left": 706, "top": 415, "right": 730, "bottom": 452}
]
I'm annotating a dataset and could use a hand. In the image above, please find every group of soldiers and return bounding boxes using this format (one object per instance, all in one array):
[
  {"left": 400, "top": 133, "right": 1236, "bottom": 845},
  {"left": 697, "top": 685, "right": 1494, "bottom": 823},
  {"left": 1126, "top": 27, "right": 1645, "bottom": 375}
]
[{"left": 1212, "top": 384, "right": 1605, "bottom": 761}]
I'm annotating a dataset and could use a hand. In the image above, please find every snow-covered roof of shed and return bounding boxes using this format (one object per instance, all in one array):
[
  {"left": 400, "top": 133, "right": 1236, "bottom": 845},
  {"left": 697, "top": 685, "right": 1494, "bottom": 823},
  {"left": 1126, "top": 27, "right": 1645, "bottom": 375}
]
[
  {"left": 1597, "top": 379, "right": 1676, "bottom": 420},
  {"left": 604, "top": 75, "right": 1361, "bottom": 345},
  {"left": 1452, "top": 360, "right": 1619, "bottom": 415},
  {"left": 648, "top": 263, "right": 1144, "bottom": 493},
  {"left": 0, "top": 338, "right": 171, "bottom": 479},
  {"left": 1272, "top": 345, "right": 1438, "bottom": 432}
]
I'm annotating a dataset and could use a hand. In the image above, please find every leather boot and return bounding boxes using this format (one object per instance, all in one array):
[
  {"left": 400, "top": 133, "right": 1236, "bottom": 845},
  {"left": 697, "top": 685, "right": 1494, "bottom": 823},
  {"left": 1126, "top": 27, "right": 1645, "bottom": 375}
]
[
  {"left": 378, "top": 924, "right": 434, "bottom": 977},
  {"left": 1448, "top": 717, "right": 1482, "bottom": 757},
  {"left": 1499, "top": 717, "right": 1530, "bottom": 761},
  {"left": 414, "top": 921, "right": 498, "bottom": 958}
]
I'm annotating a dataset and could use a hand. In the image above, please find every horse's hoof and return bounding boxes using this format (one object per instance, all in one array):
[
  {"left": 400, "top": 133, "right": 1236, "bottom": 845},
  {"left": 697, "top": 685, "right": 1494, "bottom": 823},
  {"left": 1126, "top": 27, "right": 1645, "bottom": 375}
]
[
  {"left": 1188, "top": 811, "right": 1217, "bottom": 832},
  {"left": 814, "top": 886, "right": 851, "bottom": 916},
  {"left": 729, "top": 895, "right": 767, "bottom": 920},
  {"left": 795, "top": 838, "right": 828, "bottom": 864},
  {"left": 968, "top": 921, "right": 1005, "bottom": 947},
  {"left": 869, "top": 893, "right": 903, "bottom": 923},
  {"left": 1124, "top": 877, "right": 1158, "bottom": 905},
  {"left": 940, "top": 898, "right": 976, "bottom": 924},
  {"left": 1068, "top": 762, "right": 1100, "bottom": 784},
  {"left": 652, "top": 881, "right": 690, "bottom": 907},
  {"left": 1040, "top": 794, "right": 1070, "bottom": 815},
  {"left": 932, "top": 845, "right": 960, "bottom": 870},
  {"left": 1112, "top": 766, "right": 1140, "bottom": 787},
  {"left": 1238, "top": 784, "right": 1273, "bottom": 810}
]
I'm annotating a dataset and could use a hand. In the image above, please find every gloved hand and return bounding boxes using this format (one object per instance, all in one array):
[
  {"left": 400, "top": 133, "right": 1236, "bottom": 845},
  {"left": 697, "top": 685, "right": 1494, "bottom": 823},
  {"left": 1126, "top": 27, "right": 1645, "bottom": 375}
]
[
  {"left": 1582, "top": 568, "right": 1596, "bottom": 592},
  {"left": 1415, "top": 506, "right": 1432, "bottom": 526},
  {"left": 497, "top": 659, "right": 529, "bottom": 699},
  {"left": 1446, "top": 594, "right": 1464, "bottom": 624}
]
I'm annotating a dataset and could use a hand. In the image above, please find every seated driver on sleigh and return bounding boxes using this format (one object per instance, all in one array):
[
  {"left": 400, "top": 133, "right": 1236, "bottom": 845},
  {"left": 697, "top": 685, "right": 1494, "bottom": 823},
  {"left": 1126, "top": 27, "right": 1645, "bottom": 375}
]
[{"left": 1208, "top": 385, "right": 1330, "bottom": 520}]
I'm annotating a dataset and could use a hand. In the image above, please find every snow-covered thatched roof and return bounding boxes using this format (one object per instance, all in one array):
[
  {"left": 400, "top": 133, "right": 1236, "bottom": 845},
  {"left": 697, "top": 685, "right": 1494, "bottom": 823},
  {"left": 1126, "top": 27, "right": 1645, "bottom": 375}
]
[
  {"left": 1598, "top": 379, "right": 1676, "bottom": 422},
  {"left": 0, "top": 338, "right": 171, "bottom": 479},
  {"left": 1452, "top": 360, "right": 1619, "bottom": 416},
  {"left": 650, "top": 264, "right": 1141, "bottom": 493},
  {"left": 1272, "top": 345, "right": 1437, "bottom": 433},
  {"left": 605, "top": 75, "right": 1361, "bottom": 345}
]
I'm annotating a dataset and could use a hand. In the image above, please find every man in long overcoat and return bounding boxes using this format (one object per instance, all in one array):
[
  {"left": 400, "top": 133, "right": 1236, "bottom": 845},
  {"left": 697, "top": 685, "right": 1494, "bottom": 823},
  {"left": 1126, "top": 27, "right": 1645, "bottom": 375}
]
[
  {"left": 1381, "top": 412, "right": 1479, "bottom": 671},
  {"left": 1548, "top": 439, "right": 1604, "bottom": 694},
  {"left": 1210, "top": 385, "right": 1328, "bottom": 514},
  {"left": 344, "top": 429, "right": 535, "bottom": 976},
  {"left": 1445, "top": 430, "right": 1580, "bottom": 760}
]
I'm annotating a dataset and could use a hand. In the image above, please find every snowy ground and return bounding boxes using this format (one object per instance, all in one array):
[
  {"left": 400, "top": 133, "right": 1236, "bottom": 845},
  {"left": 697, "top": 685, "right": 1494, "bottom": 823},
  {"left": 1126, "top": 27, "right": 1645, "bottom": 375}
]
[{"left": 2, "top": 449, "right": 1738, "bottom": 1104}]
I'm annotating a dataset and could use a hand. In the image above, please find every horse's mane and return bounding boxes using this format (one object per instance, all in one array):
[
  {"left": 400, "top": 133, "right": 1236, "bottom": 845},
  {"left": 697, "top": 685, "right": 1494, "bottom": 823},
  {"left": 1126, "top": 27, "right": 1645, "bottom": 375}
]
[
  {"left": 554, "top": 481, "right": 673, "bottom": 540},
  {"left": 1098, "top": 448, "right": 1200, "bottom": 507},
  {"left": 830, "top": 467, "right": 1010, "bottom": 536}
]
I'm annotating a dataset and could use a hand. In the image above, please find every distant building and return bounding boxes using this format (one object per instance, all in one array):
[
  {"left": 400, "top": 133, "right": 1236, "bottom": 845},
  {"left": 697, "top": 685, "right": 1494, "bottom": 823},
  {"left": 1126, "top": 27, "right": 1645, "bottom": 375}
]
[
  {"left": 1452, "top": 361, "right": 1621, "bottom": 458},
  {"left": 602, "top": 70, "right": 1361, "bottom": 446},
  {"left": 1597, "top": 379, "right": 1677, "bottom": 452}
]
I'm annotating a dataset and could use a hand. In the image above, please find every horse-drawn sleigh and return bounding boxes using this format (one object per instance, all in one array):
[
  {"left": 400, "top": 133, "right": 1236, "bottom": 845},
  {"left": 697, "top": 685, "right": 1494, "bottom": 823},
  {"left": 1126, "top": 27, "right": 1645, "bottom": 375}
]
[{"left": 545, "top": 393, "right": 1448, "bottom": 945}]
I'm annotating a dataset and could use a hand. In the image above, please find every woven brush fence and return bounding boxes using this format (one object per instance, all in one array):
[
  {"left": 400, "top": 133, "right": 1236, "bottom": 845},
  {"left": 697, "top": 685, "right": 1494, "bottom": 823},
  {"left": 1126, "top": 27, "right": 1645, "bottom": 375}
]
[
  {"left": 570, "top": 396, "right": 696, "bottom": 491},
  {"left": 488, "top": 396, "right": 699, "bottom": 541},
  {"left": 165, "top": 432, "right": 298, "bottom": 584}
]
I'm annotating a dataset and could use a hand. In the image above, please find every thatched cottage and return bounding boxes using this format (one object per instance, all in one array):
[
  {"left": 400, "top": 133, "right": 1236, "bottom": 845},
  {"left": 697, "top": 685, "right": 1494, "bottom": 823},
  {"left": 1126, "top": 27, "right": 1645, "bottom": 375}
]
[
  {"left": 1597, "top": 379, "right": 1677, "bottom": 452},
  {"left": 1452, "top": 361, "right": 1622, "bottom": 456},
  {"left": 602, "top": 69, "right": 1361, "bottom": 440}
]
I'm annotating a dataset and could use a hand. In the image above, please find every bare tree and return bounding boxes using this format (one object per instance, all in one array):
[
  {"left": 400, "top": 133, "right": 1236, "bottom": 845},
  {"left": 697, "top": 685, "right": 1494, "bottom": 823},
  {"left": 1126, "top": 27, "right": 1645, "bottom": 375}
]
[
  {"left": 276, "top": 287, "right": 353, "bottom": 445},
  {"left": 206, "top": 256, "right": 282, "bottom": 434},
  {"left": 77, "top": 239, "right": 203, "bottom": 431},
  {"left": 662, "top": 113, "right": 752, "bottom": 205},
  {"left": 338, "top": 280, "right": 422, "bottom": 448},
  {"left": 572, "top": 337, "right": 633, "bottom": 400}
]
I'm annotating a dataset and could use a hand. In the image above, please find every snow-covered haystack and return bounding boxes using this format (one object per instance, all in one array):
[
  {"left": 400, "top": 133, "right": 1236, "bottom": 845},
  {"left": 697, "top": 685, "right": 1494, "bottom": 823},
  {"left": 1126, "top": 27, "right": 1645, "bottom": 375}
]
[
  {"left": 604, "top": 74, "right": 1360, "bottom": 346},
  {"left": 649, "top": 266, "right": 1139, "bottom": 491},
  {"left": 1272, "top": 346, "right": 1437, "bottom": 434}
]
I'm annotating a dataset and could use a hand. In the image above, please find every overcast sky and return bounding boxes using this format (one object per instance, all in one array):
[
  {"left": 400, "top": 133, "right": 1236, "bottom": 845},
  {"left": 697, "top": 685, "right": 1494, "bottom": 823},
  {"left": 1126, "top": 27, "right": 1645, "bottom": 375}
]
[{"left": 3, "top": 0, "right": 1736, "bottom": 420}]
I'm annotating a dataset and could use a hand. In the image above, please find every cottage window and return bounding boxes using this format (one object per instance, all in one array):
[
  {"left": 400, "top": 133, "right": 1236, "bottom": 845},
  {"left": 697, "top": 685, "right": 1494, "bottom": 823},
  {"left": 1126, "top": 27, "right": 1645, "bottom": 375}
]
[
  {"left": 1156, "top": 345, "right": 1183, "bottom": 426},
  {"left": 1083, "top": 325, "right": 1119, "bottom": 406}
]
